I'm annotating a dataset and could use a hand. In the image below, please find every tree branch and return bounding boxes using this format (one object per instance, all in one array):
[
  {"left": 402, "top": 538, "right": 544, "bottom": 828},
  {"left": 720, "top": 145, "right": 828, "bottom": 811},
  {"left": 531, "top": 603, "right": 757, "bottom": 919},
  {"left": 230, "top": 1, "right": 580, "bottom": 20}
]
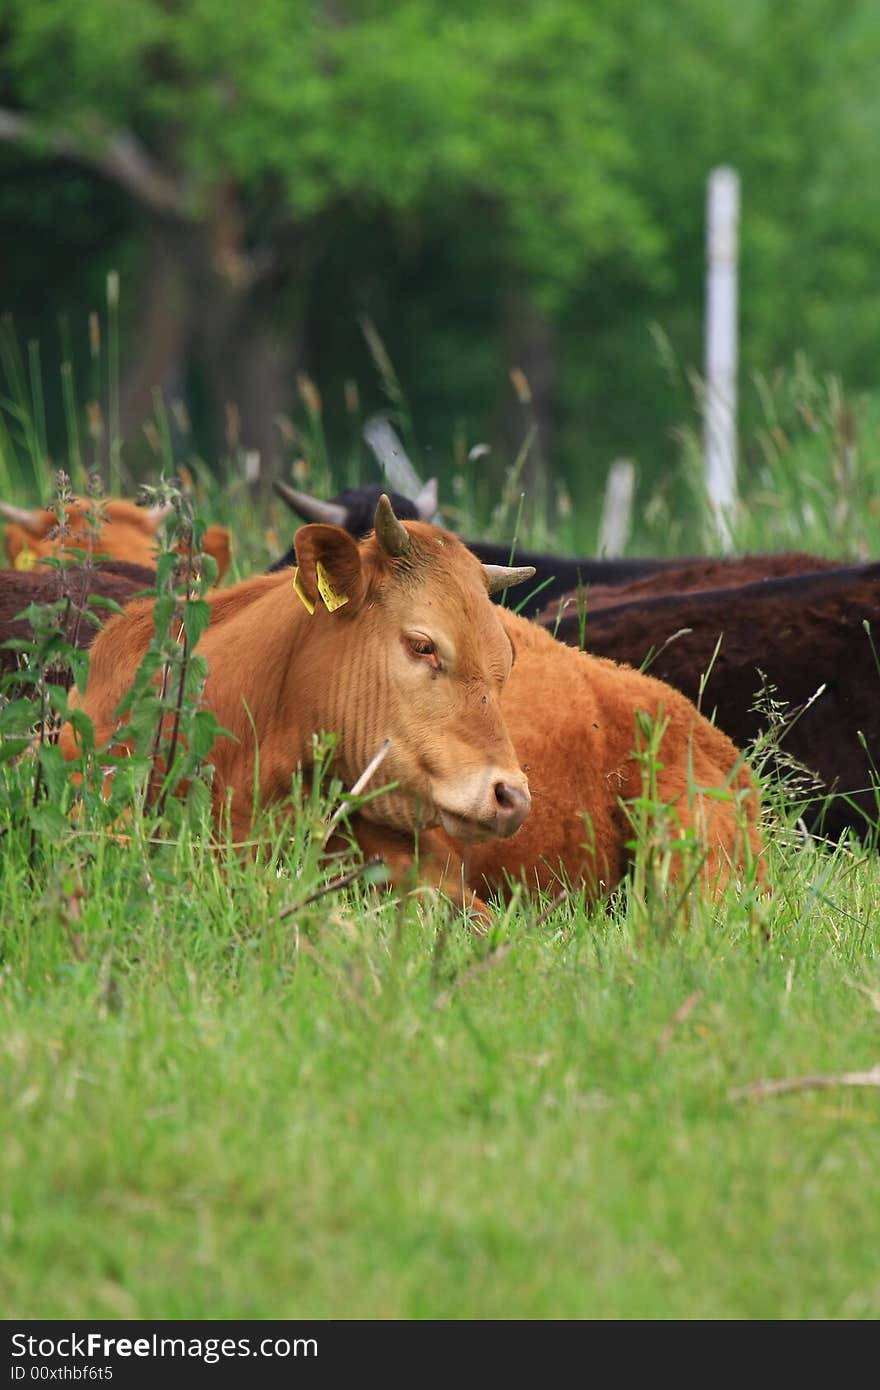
[{"left": 0, "top": 107, "right": 191, "bottom": 218}]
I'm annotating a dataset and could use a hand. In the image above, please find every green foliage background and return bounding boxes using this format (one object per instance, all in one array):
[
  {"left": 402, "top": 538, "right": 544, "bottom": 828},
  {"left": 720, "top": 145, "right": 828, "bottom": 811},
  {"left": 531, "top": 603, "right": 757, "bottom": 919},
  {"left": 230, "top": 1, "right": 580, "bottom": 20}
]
[{"left": 2, "top": 0, "right": 880, "bottom": 505}]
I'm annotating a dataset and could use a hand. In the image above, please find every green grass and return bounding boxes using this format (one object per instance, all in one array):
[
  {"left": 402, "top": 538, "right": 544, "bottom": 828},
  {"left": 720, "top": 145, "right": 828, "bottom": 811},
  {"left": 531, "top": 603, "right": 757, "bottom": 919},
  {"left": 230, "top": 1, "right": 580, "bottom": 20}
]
[
  {"left": 1, "top": 352, "right": 879, "bottom": 1319},
  {"left": 0, "top": 812, "right": 878, "bottom": 1320}
]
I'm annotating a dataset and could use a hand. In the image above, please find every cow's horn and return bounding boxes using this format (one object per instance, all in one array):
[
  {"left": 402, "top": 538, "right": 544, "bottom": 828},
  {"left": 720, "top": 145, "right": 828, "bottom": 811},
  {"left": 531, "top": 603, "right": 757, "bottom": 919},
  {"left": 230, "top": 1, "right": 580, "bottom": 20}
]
[
  {"left": 414, "top": 477, "right": 438, "bottom": 521},
  {"left": 483, "top": 563, "right": 537, "bottom": 595},
  {"left": 374, "top": 493, "right": 411, "bottom": 557},
  {"left": 273, "top": 480, "right": 348, "bottom": 528},
  {"left": 146, "top": 501, "right": 174, "bottom": 528},
  {"left": 0, "top": 501, "right": 43, "bottom": 533}
]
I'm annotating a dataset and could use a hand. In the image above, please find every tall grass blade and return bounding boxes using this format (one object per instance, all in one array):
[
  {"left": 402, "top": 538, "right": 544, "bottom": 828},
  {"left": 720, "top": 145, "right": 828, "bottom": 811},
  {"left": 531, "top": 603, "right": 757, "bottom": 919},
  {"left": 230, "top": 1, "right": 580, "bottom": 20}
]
[{"left": 107, "top": 271, "right": 122, "bottom": 494}]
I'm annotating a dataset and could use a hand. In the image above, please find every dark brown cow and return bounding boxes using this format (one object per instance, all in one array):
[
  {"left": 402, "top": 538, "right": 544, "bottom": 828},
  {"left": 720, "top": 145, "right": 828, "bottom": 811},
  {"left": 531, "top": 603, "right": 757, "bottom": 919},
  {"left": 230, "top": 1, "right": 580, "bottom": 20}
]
[
  {"left": 0, "top": 562, "right": 156, "bottom": 682},
  {"left": 539, "top": 552, "right": 839, "bottom": 621},
  {"left": 545, "top": 563, "right": 880, "bottom": 840}
]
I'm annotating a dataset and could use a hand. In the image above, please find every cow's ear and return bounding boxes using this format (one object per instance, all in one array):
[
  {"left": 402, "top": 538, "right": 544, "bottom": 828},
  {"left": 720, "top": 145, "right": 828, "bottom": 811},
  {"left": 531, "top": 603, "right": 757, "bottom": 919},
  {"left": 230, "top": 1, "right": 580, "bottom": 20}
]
[{"left": 293, "top": 524, "right": 364, "bottom": 615}]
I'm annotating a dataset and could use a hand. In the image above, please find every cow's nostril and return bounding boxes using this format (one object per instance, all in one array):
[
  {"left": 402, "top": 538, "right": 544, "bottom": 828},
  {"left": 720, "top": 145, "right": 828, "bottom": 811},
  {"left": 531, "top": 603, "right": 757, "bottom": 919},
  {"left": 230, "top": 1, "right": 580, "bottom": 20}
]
[{"left": 494, "top": 781, "right": 530, "bottom": 817}]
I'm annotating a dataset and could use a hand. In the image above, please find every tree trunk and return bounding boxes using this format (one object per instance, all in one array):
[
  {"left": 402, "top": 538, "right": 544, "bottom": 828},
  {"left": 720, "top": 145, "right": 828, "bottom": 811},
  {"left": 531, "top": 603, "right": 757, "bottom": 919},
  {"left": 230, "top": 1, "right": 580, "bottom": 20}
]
[
  {"left": 120, "top": 219, "right": 196, "bottom": 447},
  {"left": 191, "top": 257, "right": 293, "bottom": 482},
  {"left": 121, "top": 183, "right": 303, "bottom": 482},
  {"left": 0, "top": 112, "right": 302, "bottom": 483},
  {"left": 502, "top": 288, "right": 556, "bottom": 520}
]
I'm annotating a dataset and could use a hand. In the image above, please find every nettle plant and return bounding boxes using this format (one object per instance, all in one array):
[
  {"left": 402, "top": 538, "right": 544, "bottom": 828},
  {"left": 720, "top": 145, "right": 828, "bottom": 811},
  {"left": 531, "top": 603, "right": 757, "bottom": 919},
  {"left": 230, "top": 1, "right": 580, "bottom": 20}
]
[
  {"left": 1, "top": 474, "right": 115, "bottom": 860},
  {"left": 0, "top": 475, "right": 223, "bottom": 861},
  {"left": 97, "top": 480, "right": 225, "bottom": 831}
]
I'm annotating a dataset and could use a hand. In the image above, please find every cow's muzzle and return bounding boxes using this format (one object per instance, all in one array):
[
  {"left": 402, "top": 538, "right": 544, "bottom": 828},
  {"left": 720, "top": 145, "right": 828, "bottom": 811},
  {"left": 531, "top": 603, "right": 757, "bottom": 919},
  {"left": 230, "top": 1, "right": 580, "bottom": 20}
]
[{"left": 438, "top": 774, "right": 531, "bottom": 842}]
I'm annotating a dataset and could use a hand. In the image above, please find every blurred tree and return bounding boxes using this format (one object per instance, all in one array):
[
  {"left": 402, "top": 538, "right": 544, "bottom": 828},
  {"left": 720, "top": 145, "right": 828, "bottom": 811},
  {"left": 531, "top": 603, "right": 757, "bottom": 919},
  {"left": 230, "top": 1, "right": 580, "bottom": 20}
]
[
  {"left": 0, "top": 0, "right": 660, "bottom": 484},
  {"left": 3, "top": 0, "right": 880, "bottom": 516}
]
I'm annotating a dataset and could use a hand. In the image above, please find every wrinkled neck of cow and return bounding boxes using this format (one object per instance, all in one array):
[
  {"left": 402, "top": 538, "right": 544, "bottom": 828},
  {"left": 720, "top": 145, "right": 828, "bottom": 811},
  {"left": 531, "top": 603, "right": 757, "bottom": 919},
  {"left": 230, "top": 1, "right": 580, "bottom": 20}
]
[
  {"left": 205, "top": 577, "right": 338, "bottom": 766},
  {"left": 289, "top": 603, "right": 389, "bottom": 792}
]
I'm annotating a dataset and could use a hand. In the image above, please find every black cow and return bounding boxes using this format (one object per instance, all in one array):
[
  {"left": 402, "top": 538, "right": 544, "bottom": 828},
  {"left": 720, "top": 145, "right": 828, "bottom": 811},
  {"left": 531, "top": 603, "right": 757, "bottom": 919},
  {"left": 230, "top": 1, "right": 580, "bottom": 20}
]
[{"left": 271, "top": 480, "right": 696, "bottom": 616}]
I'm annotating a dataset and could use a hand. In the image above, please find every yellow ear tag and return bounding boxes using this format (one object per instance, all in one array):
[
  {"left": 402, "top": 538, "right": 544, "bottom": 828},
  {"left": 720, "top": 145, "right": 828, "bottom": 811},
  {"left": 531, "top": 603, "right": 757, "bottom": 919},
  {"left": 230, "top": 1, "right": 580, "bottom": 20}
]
[
  {"left": 292, "top": 567, "right": 316, "bottom": 614},
  {"left": 315, "top": 560, "right": 349, "bottom": 613},
  {"left": 14, "top": 546, "right": 35, "bottom": 572}
]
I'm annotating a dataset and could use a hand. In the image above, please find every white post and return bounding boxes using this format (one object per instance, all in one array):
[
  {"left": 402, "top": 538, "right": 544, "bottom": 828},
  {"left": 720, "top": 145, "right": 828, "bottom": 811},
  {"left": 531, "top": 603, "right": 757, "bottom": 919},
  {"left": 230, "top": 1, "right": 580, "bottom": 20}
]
[
  {"left": 704, "top": 166, "right": 740, "bottom": 550},
  {"left": 597, "top": 458, "right": 635, "bottom": 558}
]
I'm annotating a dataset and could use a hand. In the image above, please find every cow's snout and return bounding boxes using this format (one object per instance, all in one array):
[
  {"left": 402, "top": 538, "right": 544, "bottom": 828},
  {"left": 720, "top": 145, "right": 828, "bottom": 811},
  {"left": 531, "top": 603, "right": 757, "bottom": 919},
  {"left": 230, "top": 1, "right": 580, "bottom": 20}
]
[
  {"left": 434, "top": 766, "right": 531, "bottom": 842},
  {"left": 493, "top": 780, "right": 531, "bottom": 837}
]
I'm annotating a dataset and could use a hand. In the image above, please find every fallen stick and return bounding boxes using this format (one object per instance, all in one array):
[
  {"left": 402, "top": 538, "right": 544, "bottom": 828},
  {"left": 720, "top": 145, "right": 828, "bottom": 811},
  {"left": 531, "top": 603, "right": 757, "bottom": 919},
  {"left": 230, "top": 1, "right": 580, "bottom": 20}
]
[
  {"left": 530, "top": 887, "right": 571, "bottom": 931},
  {"left": 324, "top": 737, "right": 392, "bottom": 841},
  {"left": 729, "top": 1062, "right": 880, "bottom": 1102},
  {"left": 659, "top": 990, "right": 703, "bottom": 1052},
  {"left": 280, "top": 857, "right": 386, "bottom": 919}
]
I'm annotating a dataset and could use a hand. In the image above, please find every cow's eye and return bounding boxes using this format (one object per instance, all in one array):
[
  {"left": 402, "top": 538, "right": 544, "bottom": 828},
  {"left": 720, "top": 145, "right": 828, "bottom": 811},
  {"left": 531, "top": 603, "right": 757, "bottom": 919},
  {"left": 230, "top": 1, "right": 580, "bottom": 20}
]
[{"left": 404, "top": 634, "right": 441, "bottom": 669}]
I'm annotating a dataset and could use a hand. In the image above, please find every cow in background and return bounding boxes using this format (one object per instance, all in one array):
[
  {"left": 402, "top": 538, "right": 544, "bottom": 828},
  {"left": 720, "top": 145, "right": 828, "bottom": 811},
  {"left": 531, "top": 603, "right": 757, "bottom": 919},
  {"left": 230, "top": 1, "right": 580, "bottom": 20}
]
[
  {"left": 546, "top": 564, "right": 880, "bottom": 841},
  {"left": 540, "top": 551, "right": 839, "bottom": 620},
  {"left": 270, "top": 480, "right": 432, "bottom": 555},
  {"left": 0, "top": 561, "right": 155, "bottom": 683},
  {"left": 1, "top": 496, "right": 232, "bottom": 691},
  {"left": 1, "top": 497, "right": 231, "bottom": 579},
  {"left": 271, "top": 480, "right": 698, "bottom": 617}
]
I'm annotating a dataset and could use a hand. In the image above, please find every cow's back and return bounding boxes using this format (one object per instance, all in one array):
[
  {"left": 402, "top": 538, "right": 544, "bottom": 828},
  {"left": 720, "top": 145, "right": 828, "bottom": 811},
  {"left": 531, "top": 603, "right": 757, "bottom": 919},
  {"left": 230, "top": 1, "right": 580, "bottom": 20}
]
[
  {"left": 66, "top": 572, "right": 284, "bottom": 750},
  {"left": 454, "top": 611, "right": 762, "bottom": 898},
  {"left": 1, "top": 562, "right": 155, "bottom": 683},
  {"left": 545, "top": 551, "right": 837, "bottom": 618}
]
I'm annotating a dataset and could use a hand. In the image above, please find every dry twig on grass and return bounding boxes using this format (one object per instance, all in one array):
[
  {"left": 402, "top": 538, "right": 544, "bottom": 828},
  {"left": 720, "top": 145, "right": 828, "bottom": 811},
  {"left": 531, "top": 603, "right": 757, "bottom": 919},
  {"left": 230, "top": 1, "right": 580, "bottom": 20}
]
[
  {"left": 729, "top": 1062, "right": 880, "bottom": 1102},
  {"left": 281, "top": 857, "right": 386, "bottom": 919},
  {"left": 531, "top": 887, "right": 571, "bottom": 931},
  {"left": 659, "top": 990, "right": 703, "bottom": 1052}
]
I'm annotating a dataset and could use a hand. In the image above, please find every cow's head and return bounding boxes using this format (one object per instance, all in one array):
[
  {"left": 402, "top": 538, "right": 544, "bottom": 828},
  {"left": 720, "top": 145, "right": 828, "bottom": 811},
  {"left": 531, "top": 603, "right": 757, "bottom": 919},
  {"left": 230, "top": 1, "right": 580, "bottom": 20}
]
[
  {"left": 1, "top": 498, "right": 231, "bottom": 579},
  {"left": 292, "top": 495, "right": 533, "bottom": 841}
]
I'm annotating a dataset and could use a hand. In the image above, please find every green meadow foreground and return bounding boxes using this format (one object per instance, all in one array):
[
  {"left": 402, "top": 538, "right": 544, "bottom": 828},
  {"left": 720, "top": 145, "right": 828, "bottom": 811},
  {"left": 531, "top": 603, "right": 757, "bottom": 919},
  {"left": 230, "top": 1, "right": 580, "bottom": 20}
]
[{"left": 1, "top": 810, "right": 878, "bottom": 1319}]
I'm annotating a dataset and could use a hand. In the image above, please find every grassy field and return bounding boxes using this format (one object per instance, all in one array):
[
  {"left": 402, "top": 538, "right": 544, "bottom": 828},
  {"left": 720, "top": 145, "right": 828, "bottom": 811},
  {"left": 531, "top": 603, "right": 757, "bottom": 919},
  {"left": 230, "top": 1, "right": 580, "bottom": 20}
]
[
  {"left": 1, "top": 819, "right": 878, "bottom": 1319},
  {"left": 1, "top": 357, "right": 879, "bottom": 1319}
]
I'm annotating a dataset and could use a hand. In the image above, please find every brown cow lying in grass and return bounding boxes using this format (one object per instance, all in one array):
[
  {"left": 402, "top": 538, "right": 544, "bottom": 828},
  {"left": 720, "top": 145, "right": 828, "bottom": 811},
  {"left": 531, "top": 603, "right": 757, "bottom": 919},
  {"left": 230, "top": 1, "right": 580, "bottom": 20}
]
[
  {"left": 1, "top": 496, "right": 231, "bottom": 577},
  {"left": 60, "top": 498, "right": 764, "bottom": 906},
  {"left": 61, "top": 498, "right": 534, "bottom": 879},
  {"left": 544, "top": 561, "right": 880, "bottom": 842}
]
